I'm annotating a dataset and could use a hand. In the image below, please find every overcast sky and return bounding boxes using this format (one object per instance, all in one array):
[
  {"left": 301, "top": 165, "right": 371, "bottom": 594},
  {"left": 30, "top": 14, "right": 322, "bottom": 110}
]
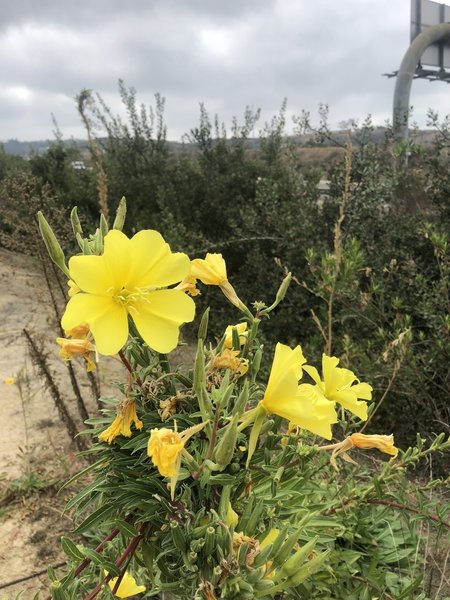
[{"left": 1, "top": 0, "right": 449, "bottom": 142}]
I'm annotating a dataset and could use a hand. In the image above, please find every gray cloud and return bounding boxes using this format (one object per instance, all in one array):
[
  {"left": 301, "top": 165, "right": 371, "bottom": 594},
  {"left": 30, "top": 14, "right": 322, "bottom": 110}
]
[{"left": 0, "top": 0, "right": 448, "bottom": 142}]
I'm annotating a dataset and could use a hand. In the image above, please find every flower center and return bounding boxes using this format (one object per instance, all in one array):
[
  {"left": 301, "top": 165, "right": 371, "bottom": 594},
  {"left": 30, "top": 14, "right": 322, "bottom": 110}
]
[{"left": 112, "top": 287, "right": 152, "bottom": 313}]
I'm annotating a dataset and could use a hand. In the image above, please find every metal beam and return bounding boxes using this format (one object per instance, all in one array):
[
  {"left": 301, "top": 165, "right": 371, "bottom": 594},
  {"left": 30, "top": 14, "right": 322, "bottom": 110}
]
[{"left": 393, "top": 22, "right": 450, "bottom": 140}]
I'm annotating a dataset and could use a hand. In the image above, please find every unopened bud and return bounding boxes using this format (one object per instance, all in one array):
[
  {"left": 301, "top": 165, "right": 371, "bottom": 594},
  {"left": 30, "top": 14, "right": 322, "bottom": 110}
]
[
  {"left": 113, "top": 196, "right": 127, "bottom": 231},
  {"left": 262, "top": 272, "right": 292, "bottom": 315},
  {"left": 70, "top": 206, "right": 83, "bottom": 237},
  {"left": 37, "top": 211, "right": 70, "bottom": 277},
  {"left": 198, "top": 307, "right": 210, "bottom": 341},
  {"left": 99, "top": 212, "right": 108, "bottom": 237},
  {"left": 214, "top": 413, "right": 239, "bottom": 468}
]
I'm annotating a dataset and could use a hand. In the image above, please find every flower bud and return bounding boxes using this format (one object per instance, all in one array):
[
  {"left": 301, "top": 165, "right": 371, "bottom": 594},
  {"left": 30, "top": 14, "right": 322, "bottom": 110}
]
[
  {"left": 113, "top": 196, "right": 127, "bottom": 230},
  {"left": 37, "top": 211, "right": 70, "bottom": 277},
  {"left": 99, "top": 212, "right": 109, "bottom": 237},
  {"left": 214, "top": 413, "right": 239, "bottom": 469},
  {"left": 70, "top": 206, "right": 83, "bottom": 237},
  {"left": 198, "top": 307, "right": 210, "bottom": 341}
]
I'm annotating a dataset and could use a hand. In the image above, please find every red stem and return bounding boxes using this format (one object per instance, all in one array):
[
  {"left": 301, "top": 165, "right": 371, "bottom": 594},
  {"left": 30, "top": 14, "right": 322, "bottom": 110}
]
[
  {"left": 119, "top": 349, "right": 143, "bottom": 387},
  {"left": 43, "top": 527, "right": 122, "bottom": 600},
  {"left": 83, "top": 524, "right": 147, "bottom": 600}
]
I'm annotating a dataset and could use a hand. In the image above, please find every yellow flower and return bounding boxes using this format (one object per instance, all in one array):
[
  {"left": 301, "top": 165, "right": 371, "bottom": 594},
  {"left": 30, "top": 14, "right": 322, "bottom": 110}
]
[
  {"left": 320, "top": 432, "right": 398, "bottom": 470},
  {"left": 61, "top": 230, "right": 195, "bottom": 356},
  {"left": 56, "top": 337, "right": 96, "bottom": 372},
  {"left": 291, "top": 384, "right": 337, "bottom": 440},
  {"left": 260, "top": 343, "right": 306, "bottom": 418},
  {"left": 191, "top": 253, "right": 244, "bottom": 310},
  {"left": 224, "top": 322, "right": 248, "bottom": 348},
  {"left": 303, "top": 354, "right": 372, "bottom": 420},
  {"left": 349, "top": 433, "right": 398, "bottom": 457},
  {"left": 147, "top": 421, "right": 208, "bottom": 498},
  {"left": 98, "top": 398, "right": 143, "bottom": 444},
  {"left": 191, "top": 253, "right": 227, "bottom": 285},
  {"left": 107, "top": 571, "right": 146, "bottom": 598},
  {"left": 211, "top": 348, "right": 249, "bottom": 377},
  {"left": 4, "top": 377, "right": 15, "bottom": 385}
]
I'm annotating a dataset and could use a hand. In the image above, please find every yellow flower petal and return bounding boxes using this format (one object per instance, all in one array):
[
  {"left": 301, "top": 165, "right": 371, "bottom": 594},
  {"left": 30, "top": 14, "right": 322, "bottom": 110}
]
[
  {"left": 131, "top": 289, "right": 195, "bottom": 354},
  {"left": 224, "top": 323, "right": 248, "bottom": 349},
  {"left": 102, "top": 229, "right": 132, "bottom": 291},
  {"left": 262, "top": 343, "right": 305, "bottom": 414},
  {"left": 108, "top": 571, "right": 146, "bottom": 598},
  {"left": 62, "top": 294, "right": 128, "bottom": 355},
  {"left": 292, "top": 385, "right": 337, "bottom": 439},
  {"left": 68, "top": 255, "right": 111, "bottom": 295},
  {"left": 304, "top": 354, "right": 372, "bottom": 421},
  {"left": 128, "top": 230, "right": 190, "bottom": 288}
]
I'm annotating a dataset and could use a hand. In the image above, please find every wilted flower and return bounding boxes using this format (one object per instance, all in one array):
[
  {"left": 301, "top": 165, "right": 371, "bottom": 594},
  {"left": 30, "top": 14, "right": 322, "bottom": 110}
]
[
  {"left": 303, "top": 354, "right": 372, "bottom": 420},
  {"left": 107, "top": 571, "right": 146, "bottom": 598},
  {"left": 176, "top": 272, "right": 201, "bottom": 297},
  {"left": 56, "top": 337, "right": 97, "bottom": 372},
  {"left": 349, "top": 433, "right": 398, "bottom": 456},
  {"left": 211, "top": 348, "right": 249, "bottom": 377},
  {"left": 320, "top": 432, "right": 398, "bottom": 469},
  {"left": 148, "top": 421, "right": 208, "bottom": 498},
  {"left": 61, "top": 230, "right": 195, "bottom": 356},
  {"left": 98, "top": 398, "right": 143, "bottom": 444}
]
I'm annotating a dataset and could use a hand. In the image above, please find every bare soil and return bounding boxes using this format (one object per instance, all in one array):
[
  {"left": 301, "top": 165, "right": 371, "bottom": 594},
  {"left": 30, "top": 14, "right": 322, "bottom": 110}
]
[{"left": 0, "top": 248, "right": 120, "bottom": 598}]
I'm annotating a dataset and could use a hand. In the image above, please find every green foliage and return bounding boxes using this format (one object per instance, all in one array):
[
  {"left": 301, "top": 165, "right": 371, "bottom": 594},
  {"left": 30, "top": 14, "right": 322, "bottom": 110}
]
[{"left": 2, "top": 85, "right": 450, "bottom": 461}]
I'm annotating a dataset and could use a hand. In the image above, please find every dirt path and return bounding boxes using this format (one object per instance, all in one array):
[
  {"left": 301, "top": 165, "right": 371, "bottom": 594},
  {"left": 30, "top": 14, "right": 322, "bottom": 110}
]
[{"left": 0, "top": 248, "right": 118, "bottom": 598}]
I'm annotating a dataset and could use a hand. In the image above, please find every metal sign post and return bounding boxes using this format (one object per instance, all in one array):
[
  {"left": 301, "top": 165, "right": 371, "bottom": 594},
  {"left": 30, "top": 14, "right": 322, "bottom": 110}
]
[{"left": 384, "top": 0, "right": 450, "bottom": 140}]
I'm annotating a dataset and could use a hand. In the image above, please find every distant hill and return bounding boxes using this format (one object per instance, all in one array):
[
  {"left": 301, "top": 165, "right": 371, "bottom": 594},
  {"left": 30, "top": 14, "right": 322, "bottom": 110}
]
[{"left": 0, "top": 128, "right": 439, "bottom": 158}]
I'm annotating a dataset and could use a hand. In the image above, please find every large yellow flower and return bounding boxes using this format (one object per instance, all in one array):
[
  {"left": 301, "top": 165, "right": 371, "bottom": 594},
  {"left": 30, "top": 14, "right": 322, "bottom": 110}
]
[
  {"left": 303, "top": 354, "right": 372, "bottom": 420},
  {"left": 260, "top": 343, "right": 306, "bottom": 418},
  {"left": 293, "top": 384, "right": 337, "bottom": 440},
  {"left": 61, "top": 230, "right": 195, "bottom": 355}
]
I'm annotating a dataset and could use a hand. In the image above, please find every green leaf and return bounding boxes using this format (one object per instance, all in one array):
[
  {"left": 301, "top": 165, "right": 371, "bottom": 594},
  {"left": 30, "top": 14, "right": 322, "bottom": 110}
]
[
  {"left": 61, "top": 536, "right": 84, "bottom": 561},
  {"left": 73, "top": 504, "right": 115, "bottom": 534},
  {"left": 115, "top": 519, "right": 139, "bottom": 538}
]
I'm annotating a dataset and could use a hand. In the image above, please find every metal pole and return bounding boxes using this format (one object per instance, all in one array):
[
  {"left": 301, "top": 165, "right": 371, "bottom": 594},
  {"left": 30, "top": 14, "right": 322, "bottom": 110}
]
[{"left": 393, "top": 22, "right": 450, "bottom": 140}]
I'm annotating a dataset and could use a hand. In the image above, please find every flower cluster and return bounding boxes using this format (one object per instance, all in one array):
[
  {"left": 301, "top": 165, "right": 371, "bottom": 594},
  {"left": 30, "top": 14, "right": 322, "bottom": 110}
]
[{"left": 38, "top": 207, "right": 404, "bottom": 600}]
